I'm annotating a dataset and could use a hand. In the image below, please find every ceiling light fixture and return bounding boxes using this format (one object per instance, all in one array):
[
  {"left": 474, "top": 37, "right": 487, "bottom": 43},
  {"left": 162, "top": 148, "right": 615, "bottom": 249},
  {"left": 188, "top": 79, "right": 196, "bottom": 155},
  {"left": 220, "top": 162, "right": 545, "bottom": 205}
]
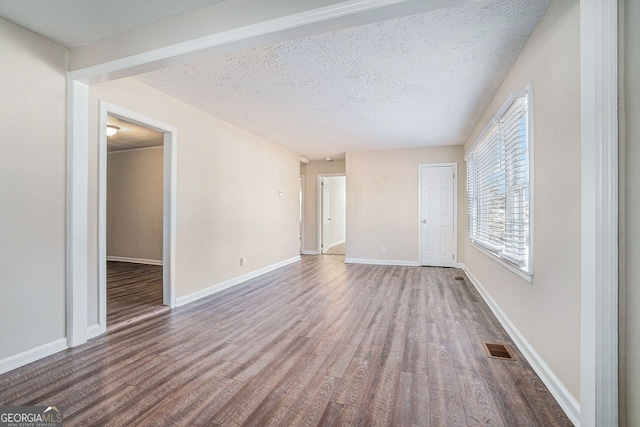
[
  {"left": 325, "top": 157, "right": 333, "bottom": 161},
  {"left": 106, "top": 125, "right": 120, "bottom": 136}
]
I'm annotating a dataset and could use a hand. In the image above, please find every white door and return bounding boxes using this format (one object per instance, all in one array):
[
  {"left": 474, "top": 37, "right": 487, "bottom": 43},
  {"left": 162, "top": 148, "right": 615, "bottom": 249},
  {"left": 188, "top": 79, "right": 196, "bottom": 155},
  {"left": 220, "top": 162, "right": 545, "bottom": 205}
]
[
  {"left": 322, "top": 178, "right": 331, "bottom": 253},
  {"left": 420, "top": 165, "right": 456, "bottom": 266}
]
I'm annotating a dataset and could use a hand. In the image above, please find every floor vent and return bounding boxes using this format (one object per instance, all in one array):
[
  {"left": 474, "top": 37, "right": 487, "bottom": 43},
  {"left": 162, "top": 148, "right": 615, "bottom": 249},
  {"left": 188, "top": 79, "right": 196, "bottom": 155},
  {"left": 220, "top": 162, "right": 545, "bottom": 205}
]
[
  {"left": 454, "top": 276, "right": 465, "bottom": 281},
  {"left": 483, "top": 343, "right": 516, "bottom": 361}
]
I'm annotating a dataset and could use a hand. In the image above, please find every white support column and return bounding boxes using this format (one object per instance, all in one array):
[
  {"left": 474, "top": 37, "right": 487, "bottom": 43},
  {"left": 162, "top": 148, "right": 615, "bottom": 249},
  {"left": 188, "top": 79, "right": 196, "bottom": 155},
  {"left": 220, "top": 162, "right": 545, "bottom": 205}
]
[
  {"left": 580, "top": 0, "right": 619, "bottom": 425},
  {"left": 66, "top": 79, "right": 89, "bottom": 347}
]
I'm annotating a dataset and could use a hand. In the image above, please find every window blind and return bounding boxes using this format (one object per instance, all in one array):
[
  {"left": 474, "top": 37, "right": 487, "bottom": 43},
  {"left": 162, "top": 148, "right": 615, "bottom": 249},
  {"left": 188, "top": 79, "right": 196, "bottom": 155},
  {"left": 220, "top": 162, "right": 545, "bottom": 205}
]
[{"left": 466, "top": 88, "right": 531, "bottom": 275}]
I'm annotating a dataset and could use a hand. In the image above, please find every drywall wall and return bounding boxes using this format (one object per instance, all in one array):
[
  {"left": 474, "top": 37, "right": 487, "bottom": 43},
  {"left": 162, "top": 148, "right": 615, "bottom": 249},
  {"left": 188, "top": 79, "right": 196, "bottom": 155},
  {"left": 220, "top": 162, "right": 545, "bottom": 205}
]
[
  {"left": 0, "top": 18, "right": 68, "bottom": 359},
  {"left": 88, "top": 78, "right": 300, "bottom": 324},
  {"left": 107, "top": 147, "right": 164, "bottom": 262},
  {"left": 325, "top": 176, "right": 346, "bottom": 248},
  {"left": 346, "top": 146, "right": 464, "bottom": 263},
  {"left": 462, "top": 0, "right": 581, "bottom": 400},
  {"left": 300, "top": 160, "right": 346, "bottom": 253},
  {"left": 621, "top": 0, "right": 640, "bottom": 423}
]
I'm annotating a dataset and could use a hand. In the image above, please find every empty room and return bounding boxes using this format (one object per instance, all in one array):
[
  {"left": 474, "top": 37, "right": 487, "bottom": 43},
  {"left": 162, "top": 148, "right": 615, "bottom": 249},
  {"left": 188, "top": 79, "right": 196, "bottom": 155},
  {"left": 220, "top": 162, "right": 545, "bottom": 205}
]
[{"left": 0, "top": 0, "right": 636, "bottom": 426}]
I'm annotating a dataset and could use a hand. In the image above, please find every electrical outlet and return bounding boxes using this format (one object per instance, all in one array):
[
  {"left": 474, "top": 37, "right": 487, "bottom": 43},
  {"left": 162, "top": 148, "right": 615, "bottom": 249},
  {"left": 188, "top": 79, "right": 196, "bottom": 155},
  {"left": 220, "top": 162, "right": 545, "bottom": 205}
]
[
  {"left": 381, "top": 246, "right": 387, "bottom": 254},
  {"left": 240, "top": 257, "right": 247, "bottom": 266}
]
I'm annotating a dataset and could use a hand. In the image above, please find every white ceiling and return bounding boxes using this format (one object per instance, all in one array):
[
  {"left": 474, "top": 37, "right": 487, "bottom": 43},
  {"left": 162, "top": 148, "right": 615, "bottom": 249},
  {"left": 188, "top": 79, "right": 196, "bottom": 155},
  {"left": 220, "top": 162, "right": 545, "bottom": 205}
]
[
  {"left": 136, "top": 0, "right": 549, "bottom": 159},
  {"left": 0, "top": 0, "right": 226, "bottom": 47},
  {"left": 107, "top": 116, "right": 164, "bottom": 152}
]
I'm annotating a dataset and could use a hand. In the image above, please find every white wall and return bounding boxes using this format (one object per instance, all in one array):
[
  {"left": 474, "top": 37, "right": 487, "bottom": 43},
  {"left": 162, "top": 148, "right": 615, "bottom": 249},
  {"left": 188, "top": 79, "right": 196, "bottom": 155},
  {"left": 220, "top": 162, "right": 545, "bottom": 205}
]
[
  {"left": 107, "top": 147, "right": 164, "bottom": 262},
  {"left": 0, "top": 18, "right": 68, "bottom": 359},
  {"left": 346, "top": 146, "right": 464, "bottom": 263},
  {"left": 88, "top": 78, "right": 300, "bottom": 324},
  {"left": 621, "top": 0, "right": 640, "bottom": 423},
  {"left": 325, "top": 176, "right": 346, "bottom": 247},
  {"left": 300, "top": 159, "right": 346, "bottom": 253},
  {"left": 462, "top": 0, "right": 581, "bottom": 400}
]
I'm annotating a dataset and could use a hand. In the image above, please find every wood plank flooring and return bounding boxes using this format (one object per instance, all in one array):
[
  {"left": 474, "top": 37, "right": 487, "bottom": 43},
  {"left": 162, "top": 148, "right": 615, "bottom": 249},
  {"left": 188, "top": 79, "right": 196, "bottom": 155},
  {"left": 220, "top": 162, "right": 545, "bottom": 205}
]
[
  {"left": 0, "top": 256, "right": 572, "bottom": 426},
  {"left": 107, "top": 261, "right": 168, "bottom": 330},
  {"left": 324, "top": 243, "right": 346, "bottom": 256}
]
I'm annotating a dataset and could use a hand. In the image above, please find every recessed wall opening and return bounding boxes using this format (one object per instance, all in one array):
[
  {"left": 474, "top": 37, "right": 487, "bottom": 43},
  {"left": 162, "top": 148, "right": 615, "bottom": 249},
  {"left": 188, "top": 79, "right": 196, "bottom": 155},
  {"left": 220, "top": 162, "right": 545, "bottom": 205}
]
[
  {"left": 319, "top": 175, "right": 346, "bottom": 256},
  {"left": 98, "top": 102, "right": 178, "bottom": 335},
  {"left": 105, "top": 115, "right": 167, "bottom": 330}
]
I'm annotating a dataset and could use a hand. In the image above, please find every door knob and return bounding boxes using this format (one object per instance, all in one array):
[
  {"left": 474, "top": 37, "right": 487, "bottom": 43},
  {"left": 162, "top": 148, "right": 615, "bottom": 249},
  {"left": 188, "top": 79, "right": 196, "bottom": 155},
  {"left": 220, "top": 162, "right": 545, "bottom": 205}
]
[{"left": 422, "top": 220, "right": 427, "bottom": 223}]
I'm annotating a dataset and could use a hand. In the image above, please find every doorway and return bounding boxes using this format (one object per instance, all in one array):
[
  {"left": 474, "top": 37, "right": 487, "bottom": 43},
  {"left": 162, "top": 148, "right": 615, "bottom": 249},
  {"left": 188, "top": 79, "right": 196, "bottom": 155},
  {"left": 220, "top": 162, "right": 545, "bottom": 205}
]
[
  {"left": 318, "top": 174, "right": 346, "bottom": 255},
  {"left": 419, "top": 163, "right": 457, "bottom": 267},
  {"left": 98, "top": 102, "right": 177, "bottom": 334}
]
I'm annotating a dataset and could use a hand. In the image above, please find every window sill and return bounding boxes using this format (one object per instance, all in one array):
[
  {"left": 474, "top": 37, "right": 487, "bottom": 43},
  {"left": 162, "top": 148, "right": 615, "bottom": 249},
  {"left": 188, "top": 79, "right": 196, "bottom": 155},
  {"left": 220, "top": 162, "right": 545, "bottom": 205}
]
[{"left": 470, "top": 241, "right": 534, "bottom": 284}]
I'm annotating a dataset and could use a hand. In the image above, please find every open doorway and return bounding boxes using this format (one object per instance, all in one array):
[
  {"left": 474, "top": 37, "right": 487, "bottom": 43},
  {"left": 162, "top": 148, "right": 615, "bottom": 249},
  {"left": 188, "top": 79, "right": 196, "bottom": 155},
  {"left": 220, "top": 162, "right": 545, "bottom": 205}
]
[
  {"left": 98, "top": 102, "right": 177, "bottom": 334},
  {"left": 318, "top": 174, "right": 346, "bottom": 255}
]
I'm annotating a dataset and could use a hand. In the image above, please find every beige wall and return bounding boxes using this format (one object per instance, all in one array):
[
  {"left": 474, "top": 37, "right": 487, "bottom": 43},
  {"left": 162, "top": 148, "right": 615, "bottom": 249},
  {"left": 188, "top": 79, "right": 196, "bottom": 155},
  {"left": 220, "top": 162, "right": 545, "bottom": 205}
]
[
  {"left": 346, "top": 146, "right": 464, "bottom": 263},
  {"left": 462, "top": 0, "right": 581, "bottom": 400},
  {"left": 621, "top": 0, "right": 640, "bottom": 423},
  {"left": 0, "top": 19, "right": 68, "bottom": 359},
  {"left": 300, "top": 160, "right": 346, "bottom": 253},
  {"left": 88, "top": 78, "right": 300, "bottom": 324},
  {"left": 107, "top": 147, "right": 164, "bottom": 262}
]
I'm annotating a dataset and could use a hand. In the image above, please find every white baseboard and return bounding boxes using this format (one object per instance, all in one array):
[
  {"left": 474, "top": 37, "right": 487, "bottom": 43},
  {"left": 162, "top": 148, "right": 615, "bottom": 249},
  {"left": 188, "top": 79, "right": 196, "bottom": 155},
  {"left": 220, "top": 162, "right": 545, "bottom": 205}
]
[
  {"left": 176, "top": 256, "right": 301, "bottom": 307},
  {"left": 0, "top": 338, "right": 68, "bottom": 376},
  {"left": 459, "top": 264, "right": 581, "bottom": 426},
  {"left": 87, "top": 324, "right": 102, "bottom": 339},
  {"left": 107, "top": 256, "right": 163, "bottom": 265},
  {"left": 344, "top": 258, "right": 419, "bottom": 267},
  {"left": 301, "top": 250, "right": 319, "bottom": 255}
]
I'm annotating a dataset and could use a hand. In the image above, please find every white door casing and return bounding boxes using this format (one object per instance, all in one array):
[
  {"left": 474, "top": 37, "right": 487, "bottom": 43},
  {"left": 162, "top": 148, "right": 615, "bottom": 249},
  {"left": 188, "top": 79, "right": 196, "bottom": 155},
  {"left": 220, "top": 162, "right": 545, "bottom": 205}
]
[
  {"left": 419, "top": 163, "right": 457, "bottom": 267},
  {"left": 322, "top": 178, "right": 331, "bottom": 253}
]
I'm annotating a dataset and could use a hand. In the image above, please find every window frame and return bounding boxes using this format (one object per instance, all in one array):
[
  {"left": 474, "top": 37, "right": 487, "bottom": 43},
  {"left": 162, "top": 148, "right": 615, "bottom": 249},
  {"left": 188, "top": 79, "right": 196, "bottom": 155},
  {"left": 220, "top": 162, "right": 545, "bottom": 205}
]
[{"left": 465, "top": 84, "right": 534, "bottom": 283}]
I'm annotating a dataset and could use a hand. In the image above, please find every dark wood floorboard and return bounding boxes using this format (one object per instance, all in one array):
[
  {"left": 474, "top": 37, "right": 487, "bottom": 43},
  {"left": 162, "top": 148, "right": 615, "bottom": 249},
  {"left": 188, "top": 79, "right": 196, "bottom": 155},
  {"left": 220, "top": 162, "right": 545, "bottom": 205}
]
[
  {"left": 107, "top": 261, "right": 168, "bottom": 329},
  {"left": 0, "top": 256, "right": 573, "bottom": 426}
]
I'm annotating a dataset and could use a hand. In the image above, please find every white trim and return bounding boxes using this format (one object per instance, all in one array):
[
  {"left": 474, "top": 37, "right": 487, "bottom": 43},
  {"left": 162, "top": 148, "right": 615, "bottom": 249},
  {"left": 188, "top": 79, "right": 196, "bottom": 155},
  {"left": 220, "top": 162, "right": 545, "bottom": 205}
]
[
  {"left": 300, "top": 175, "right": 305, "bottom": 254},
  {"left": 460, "top": 264, "right": 580, "bottom": 425},
  {"left": 469, "top": 242, "right": 533, "bottom": 284},
  {"left": 175, "top": 256, "right": 301, "bottom": 307},
  {"left": 317, "top": 173, "right": 346, "bottom": 254},
  {"left": 98, "top": 101, "right": 178, "bottom": 335},
  {"left": 418, "top": 162, "right": 458, "bottom": 267},
  {"left": 66, "top": 80, "right": 89, "bottom": 348},
  {"left": 344, "top": 258, "right": 419, "bottom": 267},
  {"left": 86, "top": 324, "right": 102, "bottom": 339},
  {"left": 106, "top": 256, "right": 163, "bottom": 266},
  {"left": 0, "top": 339, "right": 68, "bottom": 376},
  {"left": 301, "top": 250, "right": 319, "bottom": 255},
  {"left": 580, "top": 0, "right": 619, "bottom": 425}
]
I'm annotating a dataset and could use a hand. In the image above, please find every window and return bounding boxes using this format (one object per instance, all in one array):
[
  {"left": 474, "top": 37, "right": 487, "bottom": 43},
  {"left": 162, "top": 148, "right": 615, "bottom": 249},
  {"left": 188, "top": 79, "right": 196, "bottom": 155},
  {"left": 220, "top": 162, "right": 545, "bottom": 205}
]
[{"left": 465, "top": 85, "right": 532, "bottom": 278}]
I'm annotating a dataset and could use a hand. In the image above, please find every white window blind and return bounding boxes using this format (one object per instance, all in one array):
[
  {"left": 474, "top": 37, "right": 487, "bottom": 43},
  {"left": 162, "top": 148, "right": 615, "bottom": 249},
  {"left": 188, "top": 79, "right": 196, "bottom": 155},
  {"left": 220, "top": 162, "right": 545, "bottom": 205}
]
[{"left": 466, "top": 86, "right": 532, "bottom": 276}]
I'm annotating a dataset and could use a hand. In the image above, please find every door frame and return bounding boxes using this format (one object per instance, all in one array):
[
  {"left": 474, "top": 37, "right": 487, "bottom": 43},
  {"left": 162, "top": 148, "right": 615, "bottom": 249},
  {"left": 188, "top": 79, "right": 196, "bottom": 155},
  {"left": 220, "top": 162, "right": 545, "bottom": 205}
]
[
  {"left": 97, "top": 101, "right": 178, "bottom": 335},
  {"left": 299, "top": 175, "right": 305, "bottom": 254},
  {"left": 316, "top": 173, "right": 346, "bottom": 254},
  {"left": 418, "top": 162, "right": 458, "bottom": 267}
]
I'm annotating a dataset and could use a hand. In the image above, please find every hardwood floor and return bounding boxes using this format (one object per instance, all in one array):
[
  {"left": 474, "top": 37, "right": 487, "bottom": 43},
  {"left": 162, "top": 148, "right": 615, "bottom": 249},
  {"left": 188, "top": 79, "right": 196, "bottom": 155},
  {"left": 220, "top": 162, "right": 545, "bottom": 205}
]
[
  {"left": 0, "top": 256, "right": 572, "bottom": 426},
  {"left": 107, "top": 262, "right": 168, "bottom": 330}
]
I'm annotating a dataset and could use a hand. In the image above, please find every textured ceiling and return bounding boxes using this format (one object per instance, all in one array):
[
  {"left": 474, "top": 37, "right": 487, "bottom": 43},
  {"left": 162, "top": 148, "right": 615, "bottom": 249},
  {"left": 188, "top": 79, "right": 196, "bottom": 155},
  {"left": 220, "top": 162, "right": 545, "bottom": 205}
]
[
  {"left": 0, "top": 0, "right": 226, "bottom": 47},
  {"left": 107, "top": 116, "right": 164, "bottom": 152},
  {"left": 136, "top": 0, "right": 549, "bottom": 160}
]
